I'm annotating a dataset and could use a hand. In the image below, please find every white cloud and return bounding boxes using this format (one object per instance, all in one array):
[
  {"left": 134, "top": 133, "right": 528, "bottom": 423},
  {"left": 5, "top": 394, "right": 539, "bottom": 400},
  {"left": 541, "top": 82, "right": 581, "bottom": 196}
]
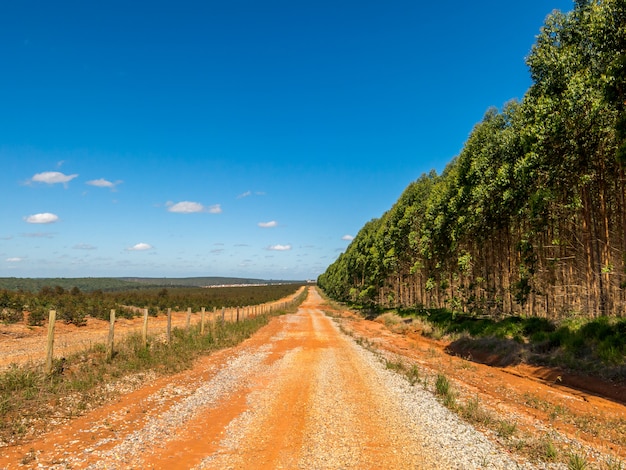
[
  {"left": 268, "top": 244, "right": 292, "bottom": 251},
  {"left": 258, "top": 221, "right": 277, "bottom": 228},
  {"left": 167, "top": 201, "right": 204, "bottom": 213},
  {"left": 6, "top": 257, "right": 23, "bottom": 262},
  {"left": 86, "top": 178, "right": 122, "bottom": 190},
  {"left": 25, "top": 213, "right": 59, "bottom": 224},
  {"left": 31, "top": 171, "right": 78, "bottom": 186},
  {"left": 166, "top": 201, "right": 222, "bottom": 214},
  {"left": 128, "top": 242, "right": 153, "bottom": 251},
  {"left": 342, "top": 234, "right": 354, "bottom": 241}
]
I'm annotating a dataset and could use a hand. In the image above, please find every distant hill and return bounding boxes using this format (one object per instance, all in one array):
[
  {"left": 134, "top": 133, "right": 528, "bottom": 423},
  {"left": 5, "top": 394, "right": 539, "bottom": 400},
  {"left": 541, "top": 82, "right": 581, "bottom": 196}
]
[{"left": 0, "top": 277, "right": 303, "bottom": 292}]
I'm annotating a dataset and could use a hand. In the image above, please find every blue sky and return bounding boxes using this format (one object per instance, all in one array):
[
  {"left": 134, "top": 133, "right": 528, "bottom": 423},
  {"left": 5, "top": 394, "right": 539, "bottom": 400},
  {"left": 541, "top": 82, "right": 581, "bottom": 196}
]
[{"left": 1, "top": 0, "right": 574, "bottom": 280}]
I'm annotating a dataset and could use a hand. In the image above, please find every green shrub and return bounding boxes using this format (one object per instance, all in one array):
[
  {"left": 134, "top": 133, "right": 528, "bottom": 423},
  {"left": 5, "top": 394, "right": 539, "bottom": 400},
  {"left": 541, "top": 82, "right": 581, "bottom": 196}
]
[
  {"left": 435, "top": 373, "right": 456, "bottom": 407},
  {"left": 0, "top": 308, "right": 23, "bottom": 324},
  {"left": 27, "top": 306, "right": 47, "bottom": 326}
]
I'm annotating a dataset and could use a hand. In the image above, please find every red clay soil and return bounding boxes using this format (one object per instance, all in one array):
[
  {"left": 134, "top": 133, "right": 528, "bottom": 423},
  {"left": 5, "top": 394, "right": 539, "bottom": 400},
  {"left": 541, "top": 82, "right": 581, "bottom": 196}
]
[{"left": 0, "top": 288, "right": 624, "bottom": 468}]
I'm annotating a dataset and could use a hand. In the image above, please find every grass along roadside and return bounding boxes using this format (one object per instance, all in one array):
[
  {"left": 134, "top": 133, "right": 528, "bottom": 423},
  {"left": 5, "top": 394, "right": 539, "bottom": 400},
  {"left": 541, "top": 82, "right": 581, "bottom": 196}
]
[
  {"left": 0, "top": 297, "right": 305, "bottom": 447},
  {"left": 376, "top": 308, "right": 626, "bottom": 382}
]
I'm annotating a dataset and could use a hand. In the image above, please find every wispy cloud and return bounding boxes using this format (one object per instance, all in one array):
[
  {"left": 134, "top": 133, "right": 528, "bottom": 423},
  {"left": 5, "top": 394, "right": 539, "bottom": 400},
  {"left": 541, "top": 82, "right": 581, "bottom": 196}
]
[
  {"left": 24, "top": 213, "right": 59, "bottom": 224},
  {"left": 237, "top": 190, "right": 265, "bottom": 199},
  {"left": 6, "top": 257, "right": 23, "bottom": 262},
  {"left": 73, "top": 243, "right": 97, "bottom": 250},
  {"left": 127, "top": 242, "right": 153, "bottom": 251},
  {"left": 258, "top": 221, "right": 278, "bottom": 228},
  {"left": 31, "top": 171, "right": 78, "bottom": 187},
  {"left": 21, "top": 232, "right": 55, "bottom": 238},
  {"left": 86, "top": 178, "right": 122, "bottom": 190},
  {"left": 267, "top": 244, "right": 292, "bottom": 251},
  {"left": 342, "top": 234, "right": 354, "bottom": 241},
  {"left": 166, "top": 201, "right": 222, "bottom": 214}
]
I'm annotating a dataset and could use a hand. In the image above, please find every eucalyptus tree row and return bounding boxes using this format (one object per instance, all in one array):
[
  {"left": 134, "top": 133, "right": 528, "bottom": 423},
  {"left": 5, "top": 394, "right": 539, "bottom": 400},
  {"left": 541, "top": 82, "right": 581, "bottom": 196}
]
[{"left": 319, "top": 0, "right": 626, "bottom": 318}]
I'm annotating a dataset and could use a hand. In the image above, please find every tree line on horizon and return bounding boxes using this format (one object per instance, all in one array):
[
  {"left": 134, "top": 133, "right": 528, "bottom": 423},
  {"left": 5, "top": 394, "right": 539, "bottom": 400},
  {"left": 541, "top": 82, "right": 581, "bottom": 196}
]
[
  {"left": 319, "top": 1, "right": 626, "bottom": 319},
  {"left": 0, "top": 276, "right": 300, "bottom": 293}
]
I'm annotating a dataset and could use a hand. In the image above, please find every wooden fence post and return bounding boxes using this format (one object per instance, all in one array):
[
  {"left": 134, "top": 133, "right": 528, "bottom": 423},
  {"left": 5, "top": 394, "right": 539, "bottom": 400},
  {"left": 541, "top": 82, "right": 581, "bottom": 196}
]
[
  {"left": 236, "top": 306, "right": 240, "bottom": 322},
  {"left": 142, "top": 308, "right": 149, "bottom": 348},
  {"left": 200, "top": 307, "right": 206, "bottom": 335},
  {"left": 45, "top": 310, "right": 57, "bottom": 375},
  {"left": 167, "top": 308, "right": 172, "bottom": 343},
  {"left": 107, "top": 309, "right": 115, "bottom": 361},
  {"left": 186, "top": 307, "right": 191, "bottom": 330},
  {"left": 221, "top": 307, "right": 225, "bottom": 325}
]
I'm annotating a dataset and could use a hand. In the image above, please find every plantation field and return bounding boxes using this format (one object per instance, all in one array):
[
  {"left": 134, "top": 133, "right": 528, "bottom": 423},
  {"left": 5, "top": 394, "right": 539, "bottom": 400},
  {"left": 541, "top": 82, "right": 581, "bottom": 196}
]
[{"left": 0, "top": 284, "right": 306, "bottom": 369}]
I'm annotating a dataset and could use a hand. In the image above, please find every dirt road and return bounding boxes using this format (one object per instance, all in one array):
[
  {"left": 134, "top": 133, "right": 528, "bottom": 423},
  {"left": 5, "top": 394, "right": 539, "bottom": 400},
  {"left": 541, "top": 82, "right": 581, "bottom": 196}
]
[
  {"left": 0, "top": 287, "right": 624, "bottom": 468},
  {"left": 1, "top": 287, "right": 522, "bottom": 469}
]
